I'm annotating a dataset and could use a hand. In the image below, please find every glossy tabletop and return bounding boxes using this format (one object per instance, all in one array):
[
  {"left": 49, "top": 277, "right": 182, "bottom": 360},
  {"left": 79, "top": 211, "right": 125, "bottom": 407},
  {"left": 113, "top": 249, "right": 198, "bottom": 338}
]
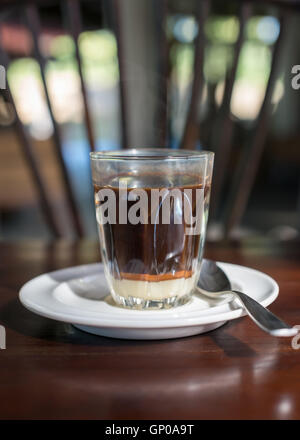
[{"left": 0, "top": 239, "right": 300, "bottom": 420}]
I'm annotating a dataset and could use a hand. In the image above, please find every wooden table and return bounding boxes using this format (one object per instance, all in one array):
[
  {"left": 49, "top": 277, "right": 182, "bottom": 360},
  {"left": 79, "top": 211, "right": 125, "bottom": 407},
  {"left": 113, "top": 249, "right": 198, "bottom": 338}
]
[{"left": 0, "top": 239, "right": 300, "bottom": 420}]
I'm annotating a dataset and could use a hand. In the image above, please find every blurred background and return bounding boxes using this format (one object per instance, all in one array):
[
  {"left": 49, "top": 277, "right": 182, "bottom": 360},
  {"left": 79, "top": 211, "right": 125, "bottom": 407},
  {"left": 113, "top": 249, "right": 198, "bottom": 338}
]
[{"left": 0, "top": 0, "right": 299, "bottom": 242}]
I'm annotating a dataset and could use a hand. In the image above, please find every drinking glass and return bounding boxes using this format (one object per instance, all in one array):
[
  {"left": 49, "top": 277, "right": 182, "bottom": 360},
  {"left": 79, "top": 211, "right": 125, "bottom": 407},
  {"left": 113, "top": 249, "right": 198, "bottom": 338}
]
[{"left": 90, "top": 148, "right": 214, "bottom": 309}]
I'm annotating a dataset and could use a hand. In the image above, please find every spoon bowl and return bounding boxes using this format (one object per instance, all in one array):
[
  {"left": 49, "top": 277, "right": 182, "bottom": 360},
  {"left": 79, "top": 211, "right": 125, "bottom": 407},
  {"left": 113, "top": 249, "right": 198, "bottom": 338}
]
[{"left": 197, "top": 259, "right": 298, "bottom": 337}]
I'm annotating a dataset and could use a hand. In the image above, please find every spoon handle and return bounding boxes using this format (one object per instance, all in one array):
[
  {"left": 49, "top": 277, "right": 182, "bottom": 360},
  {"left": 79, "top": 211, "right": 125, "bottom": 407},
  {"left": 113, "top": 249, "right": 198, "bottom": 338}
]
[{"left": 232, "top": 290, "right": 298, "bottom": 337}]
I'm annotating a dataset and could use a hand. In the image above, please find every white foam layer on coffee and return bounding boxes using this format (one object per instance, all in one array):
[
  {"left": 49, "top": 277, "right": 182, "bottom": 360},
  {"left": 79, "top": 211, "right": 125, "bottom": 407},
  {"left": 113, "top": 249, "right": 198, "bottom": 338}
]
[{"left": 110, "top": 273, "right": 197, "bottom": 300}]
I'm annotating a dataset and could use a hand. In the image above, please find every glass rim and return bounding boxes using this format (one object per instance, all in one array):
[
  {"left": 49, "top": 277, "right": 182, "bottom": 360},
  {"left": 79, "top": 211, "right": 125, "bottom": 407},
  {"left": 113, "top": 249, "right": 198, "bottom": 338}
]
[{"left": 90, "top": 148, "right": 214, "bottom": 161}]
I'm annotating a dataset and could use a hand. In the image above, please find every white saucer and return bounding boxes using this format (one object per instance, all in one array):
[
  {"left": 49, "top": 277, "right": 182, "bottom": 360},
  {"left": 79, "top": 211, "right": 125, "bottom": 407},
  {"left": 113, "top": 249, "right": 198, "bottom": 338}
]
[{"left": 19, "top": 262, "right": 279, "bottom": 340}]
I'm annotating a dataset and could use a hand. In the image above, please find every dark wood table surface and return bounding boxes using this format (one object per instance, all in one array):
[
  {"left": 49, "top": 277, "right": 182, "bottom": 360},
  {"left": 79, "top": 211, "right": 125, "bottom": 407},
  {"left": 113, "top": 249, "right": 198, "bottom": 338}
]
[{"left": 0, "top": 239, "right": 300, "bottom": 420}]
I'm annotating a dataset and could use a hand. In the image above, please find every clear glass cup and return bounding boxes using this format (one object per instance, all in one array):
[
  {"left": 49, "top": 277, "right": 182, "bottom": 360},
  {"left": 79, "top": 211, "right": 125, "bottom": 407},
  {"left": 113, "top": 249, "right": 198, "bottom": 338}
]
[{"left": 90, "top": 148, "right": 214, "bottom": 309}]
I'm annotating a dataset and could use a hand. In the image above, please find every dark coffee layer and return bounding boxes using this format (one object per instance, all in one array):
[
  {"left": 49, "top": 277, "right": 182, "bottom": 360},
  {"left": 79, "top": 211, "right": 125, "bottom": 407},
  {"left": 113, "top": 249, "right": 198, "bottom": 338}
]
[{"left": 94, "top": 174, "right": 210, "bottom": 281}]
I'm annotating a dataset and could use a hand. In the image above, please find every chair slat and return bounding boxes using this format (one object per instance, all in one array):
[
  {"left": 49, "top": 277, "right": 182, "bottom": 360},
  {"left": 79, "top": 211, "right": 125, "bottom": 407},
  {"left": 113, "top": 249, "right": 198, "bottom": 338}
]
[
  {"left": 180, "top": 0, "right": 210, "bottom": 150},
  {"left": 0, "top": 47, "right": 62, "bottom": 237},
  {"left": 223, "top": 10, "right": 291, "bottom": 237},
  {"left": 154, "top": 0, "right": 168, "bottom": 146},
  {"left": 111, "top": 0, "right": 129, "bottom": 148},
  {"left": 210, "top": 3, "right": 251, "bottom": 217},
  {"left": 25, "top": 3, "right": 84, "bottom": 237},
  {"left": 65, "top": 0, "right": 96, "bottom": 152}
]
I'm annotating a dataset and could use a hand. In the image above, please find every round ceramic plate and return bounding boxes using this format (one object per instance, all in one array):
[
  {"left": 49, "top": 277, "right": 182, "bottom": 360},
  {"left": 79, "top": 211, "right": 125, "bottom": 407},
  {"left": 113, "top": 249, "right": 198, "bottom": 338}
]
[{"left": 19, "top": 262, "right": 279, "bottom": 340}]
